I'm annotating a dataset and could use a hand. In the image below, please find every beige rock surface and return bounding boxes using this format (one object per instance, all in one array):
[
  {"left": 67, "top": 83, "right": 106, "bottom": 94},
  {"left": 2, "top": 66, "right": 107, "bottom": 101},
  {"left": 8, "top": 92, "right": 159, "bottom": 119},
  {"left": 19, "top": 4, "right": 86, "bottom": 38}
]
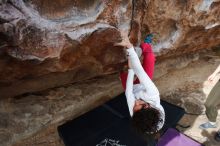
[
  {"left": 156, "top": 49, "right": 220, "bottom": 146},
  {"left": 6, "top": 49, "right": 220, "bottom": 146},
  {"left": 0, "top": 0, "right": 220, "bottom": 98},
  {"left": 0, "top": 74, "right": 123, "bottom": 146},
  {"left": 0, "top": 0, "right": 220, "bottom": 145}
]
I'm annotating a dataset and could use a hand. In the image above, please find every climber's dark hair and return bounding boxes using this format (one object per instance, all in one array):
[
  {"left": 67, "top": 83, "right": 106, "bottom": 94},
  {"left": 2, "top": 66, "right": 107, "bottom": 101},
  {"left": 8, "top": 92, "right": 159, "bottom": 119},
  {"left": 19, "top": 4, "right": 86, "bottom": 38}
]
[{"left": 131, "top": 107, "right": 162, "bottom": 134}]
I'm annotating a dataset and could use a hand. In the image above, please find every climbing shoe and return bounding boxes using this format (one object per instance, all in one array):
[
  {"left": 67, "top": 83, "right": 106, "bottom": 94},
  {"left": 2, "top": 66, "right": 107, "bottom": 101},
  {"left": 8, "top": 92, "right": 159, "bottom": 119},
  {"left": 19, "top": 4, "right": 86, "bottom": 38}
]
[{"left": 199, "top": 122, "right": 217, "bottom": 130}]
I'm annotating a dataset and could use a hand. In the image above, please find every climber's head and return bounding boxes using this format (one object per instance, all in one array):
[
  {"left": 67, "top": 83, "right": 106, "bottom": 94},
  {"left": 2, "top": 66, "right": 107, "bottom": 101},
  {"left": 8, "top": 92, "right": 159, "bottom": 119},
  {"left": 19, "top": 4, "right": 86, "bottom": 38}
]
[{"left": 132, "top": 99, "right": 163, "bottom": 134}]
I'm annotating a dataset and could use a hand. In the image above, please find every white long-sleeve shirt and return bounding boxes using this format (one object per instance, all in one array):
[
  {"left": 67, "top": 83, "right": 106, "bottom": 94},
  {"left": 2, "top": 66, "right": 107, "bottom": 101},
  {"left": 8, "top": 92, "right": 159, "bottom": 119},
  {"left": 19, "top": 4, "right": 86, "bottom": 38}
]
[{"left": 125, "top": 47, "right": 165, "bottom": 131}]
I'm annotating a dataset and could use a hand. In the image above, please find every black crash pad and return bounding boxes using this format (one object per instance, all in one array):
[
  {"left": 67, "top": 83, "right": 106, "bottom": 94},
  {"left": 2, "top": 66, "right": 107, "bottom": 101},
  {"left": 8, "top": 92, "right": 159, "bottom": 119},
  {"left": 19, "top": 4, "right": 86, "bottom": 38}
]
[
  {"left": 104, "top": 93, "right": 185, "bottom": 133},
  {"left": 58, "top": 93, "right": 185, "bottom": 146}
]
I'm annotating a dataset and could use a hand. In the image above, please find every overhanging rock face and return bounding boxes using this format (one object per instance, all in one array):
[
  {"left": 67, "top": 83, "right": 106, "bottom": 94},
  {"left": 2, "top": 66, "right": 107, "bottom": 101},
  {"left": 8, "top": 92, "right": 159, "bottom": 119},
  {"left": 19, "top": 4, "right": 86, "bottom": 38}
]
[
  {"left": 0, "top": 0, "right": 220, "bottom": 98},
  {"left": 144, "top": 0, "right": 220, "bottom": 59}
]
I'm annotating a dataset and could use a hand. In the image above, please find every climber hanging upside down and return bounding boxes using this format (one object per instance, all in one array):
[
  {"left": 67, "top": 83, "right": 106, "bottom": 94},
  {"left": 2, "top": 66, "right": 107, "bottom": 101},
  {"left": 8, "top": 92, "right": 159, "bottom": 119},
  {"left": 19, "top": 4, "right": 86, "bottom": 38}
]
[{"left": 115, "top": 31, "right": 165, "bottom": 134}]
